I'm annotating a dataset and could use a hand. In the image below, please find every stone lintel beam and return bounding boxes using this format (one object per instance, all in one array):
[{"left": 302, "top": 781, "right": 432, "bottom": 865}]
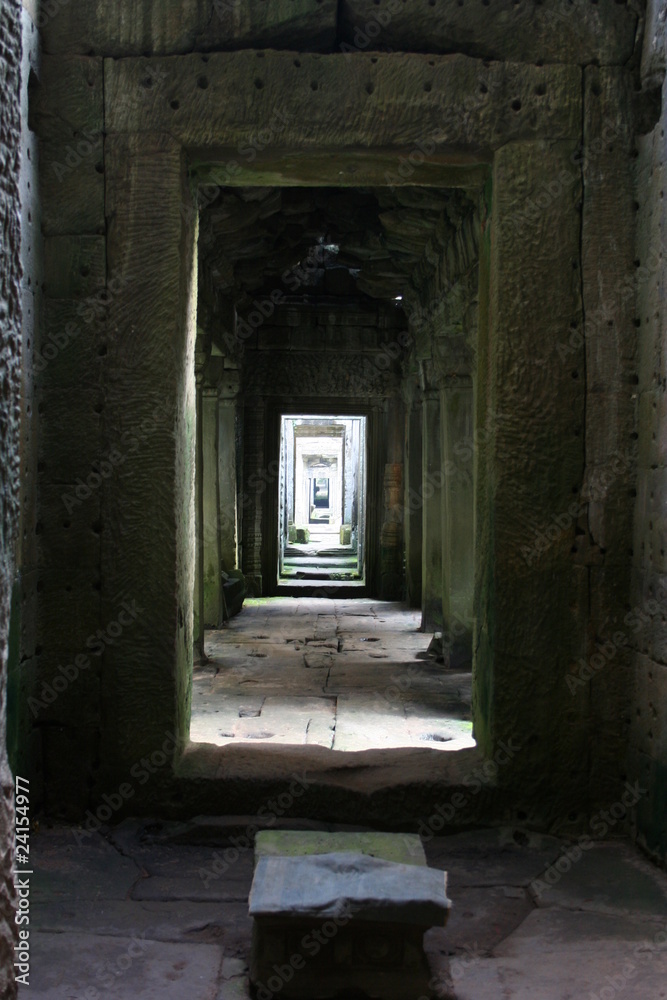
[
  {"left": 41, "top": 0, "right": 338, "bottom": 58},
  {"left": 340, "top": 0, "right": 638, "bottom": 67},
  {"left": 105, "top": 53, "right": 581, "bottom": 156}
]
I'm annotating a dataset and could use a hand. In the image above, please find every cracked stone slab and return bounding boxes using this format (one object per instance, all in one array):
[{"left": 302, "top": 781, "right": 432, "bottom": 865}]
[
  {"left": 28, "top": 931, "right": 223, "bottom": 999},
  {"left": 29, "top": 826, "right": 140, "bottom": 903},
  {"left": 440, "top": 886, "right": 534, "bottom": 955},
  {"left": 454, "top": 909, "right": 667, "bottom": 1000},
  {"left": 30, "top": 898, "right": 240, "bottom": 945}
]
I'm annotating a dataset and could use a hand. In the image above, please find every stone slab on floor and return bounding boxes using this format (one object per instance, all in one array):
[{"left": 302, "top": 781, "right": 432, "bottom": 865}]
[
  {"left": 426, "top": 828, "right": 566, "bottom": 889},
  {"left": 29, "top": 826, "right": 140, "bottom": 903},
  {"left": 438, "top": 885, "right": 534, "bottom": 955},
  {"left": 530, "top": 840, "right": 667, "bottom": 918},
  {"left": 30, "top": 898, "right": 251, "bottom": 947},
  {"left": 249, "top": 852, "right": 450, "bottom": 925},
  {"left": 26, "top": 932, "right": 223, "bottom": 999},
  {"left": 129, "top": 846, "right": 254, "bottom": 903},
  {"left": 254, "top": 829, "right": 427, "bottom": 867},
  {"left": 454, "top": 908, "right": 667, "bottom": 1000}
]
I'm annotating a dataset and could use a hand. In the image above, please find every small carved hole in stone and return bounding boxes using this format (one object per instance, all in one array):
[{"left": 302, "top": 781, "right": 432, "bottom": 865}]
[
  {"left": 141, "top": 76, "right": 153, "bottom": 88},
  {"left": 591, "top": 82, "right": 602, "bottom": 96},
  {"left": 201, "top": 55, "right": 209, "bottom": 62},
  {"left": 255, "top": 78, "right": 264, "bottom": 89},
  {"left": 63, "top": 521, "right": 71, "bottom": 529},
  {"left": 535, "top": 83, "right": 546, "bottom": 96},
  {"left": 197, "top": 75, "right": 209, "bottom": 90},
  {"left": 480, "top": 82, "right": 488, "bottom": 94},
  {"left": 511, "top": 98, "right": 522, "bottom": 112},
  {"left": 293, "top": 59, "right": 301, "bottom": 67},
  {"left": 311, "top": 80, "right": 319, "bottom": 90},
  {"left": 80, "top": 265, "right": 90, "bottom": 277},
  {"left": 170, "top": 99, "right": 180, "bottom": 110},
  {"left": 424, "top": 82, "right": 432, "bottom": 92},
  {"left": 95, "top": 162, "right": 104, "bottom": 174},
  {"left": 366, "top": 82, "right": 374, "bottom": 95}
]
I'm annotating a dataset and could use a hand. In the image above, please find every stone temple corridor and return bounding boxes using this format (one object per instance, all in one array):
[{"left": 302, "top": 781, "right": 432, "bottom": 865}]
[
  {"left": 191, "top": 598, "right": 474, "bottom": 751},
  {"left": 2, "top": 0, "right": 667, "bottom": 997}
]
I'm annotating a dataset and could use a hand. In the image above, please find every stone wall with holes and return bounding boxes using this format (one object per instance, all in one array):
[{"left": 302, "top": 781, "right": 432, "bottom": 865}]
[
  {"left": 0, "top": 0, "right": 24, "bottom": 994},
  {"left": 630, "top": 0, "right": 667, "bottom": 865},
  {"left": 21, "top": 0, "right": 654, "bottom": 830}
]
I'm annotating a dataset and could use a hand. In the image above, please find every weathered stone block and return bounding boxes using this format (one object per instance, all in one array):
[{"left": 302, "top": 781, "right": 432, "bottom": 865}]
[
  {"left": 44, "top": 235, "right": 106, "bottom": 299},
  {"left": 41, "top": 0, "right": 337, "bottom": 56},
  {"left": 36, "top": 388, "right": 104, "bottom": 483},
  {"left": 39, "top": 138, "right": 105, "bottom": 236},
  {"left": 105, "top": 52, "right": 581, "bottom": 152},
  {"left": 340, "top": 0, "right": 638, "bottom": 66},
  {"left": 31, "top": 56, "right": 103, "bottom": 141},
  {"left": 37, "top": 298, "right": 106, "bottom": 393}
]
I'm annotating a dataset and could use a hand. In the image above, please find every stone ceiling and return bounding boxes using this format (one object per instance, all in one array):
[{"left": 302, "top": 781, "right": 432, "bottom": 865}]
[{"left": 198, "top": 185, "right": 476, "bottom": 307}]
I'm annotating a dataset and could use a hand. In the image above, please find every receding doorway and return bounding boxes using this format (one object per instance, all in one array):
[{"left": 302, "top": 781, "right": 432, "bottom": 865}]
[{"left": 278, "top": 415, "right": 367, "bottom": 586}]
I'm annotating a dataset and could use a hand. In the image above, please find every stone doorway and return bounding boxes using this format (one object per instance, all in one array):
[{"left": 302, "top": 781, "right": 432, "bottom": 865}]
[{"left": 278, "top": 415, "right": 367, "bottom": 587}]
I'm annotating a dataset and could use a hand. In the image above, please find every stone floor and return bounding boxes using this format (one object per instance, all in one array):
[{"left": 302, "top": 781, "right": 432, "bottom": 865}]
[
  {"left": 190, "top": 598, "right": 474, "bottom": 751},
  {"left": 24, "top": 819, "right": 667, "bottom": 999}
]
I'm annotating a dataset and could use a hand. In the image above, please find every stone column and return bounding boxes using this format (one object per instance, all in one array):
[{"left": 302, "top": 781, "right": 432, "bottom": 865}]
[
  {"left": 218, "top": 371, "right": 240, "bottom": 574},
  {"left": 474, "top": 141, "right": 588, "bottom": 811},
  {"left": 102, "top": 133, "right": 197, "bottom": 777},
  {"left": 403, "top": 381, "right": 423, "bottom": 609},
  {"left": 436, "top": 340, "right": 475, "bottom": 669},
  {"left": 421, "top": 370, "right": 444, "bottom": 632},
  {"left": 202, "top": 386, "right": 222, "bottom": 628},
  {"left": 242, "top": 398, "right": 265, "bottom": 595}
]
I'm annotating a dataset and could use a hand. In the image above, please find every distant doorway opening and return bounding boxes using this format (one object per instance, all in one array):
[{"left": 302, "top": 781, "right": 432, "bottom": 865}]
[{"left": 278, "top": 415, "right": 366, "bottom": 584}]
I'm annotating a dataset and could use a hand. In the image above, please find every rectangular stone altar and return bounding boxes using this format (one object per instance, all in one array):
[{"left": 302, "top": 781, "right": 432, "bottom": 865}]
[{"left": 248, "top": 832, "right": 450, "bottom": 1000}]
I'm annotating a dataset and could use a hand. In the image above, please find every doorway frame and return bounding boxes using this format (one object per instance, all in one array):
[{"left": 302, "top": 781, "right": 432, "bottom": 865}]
[{"left": 94, "top": 51, "right": 593, "bottom": 825}]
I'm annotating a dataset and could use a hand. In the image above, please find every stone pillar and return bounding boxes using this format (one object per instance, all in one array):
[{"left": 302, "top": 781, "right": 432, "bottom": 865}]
[
  {"left": 102, "top": 133, "right": 197, "bottom": 778},
  {"left": 403, "top": 382, "right": 423, "bottom": 609},
  {"left": 218, "top": 372, "right": 240, "bottom": 574},
  {"left": 202, "top": 387, "right": 222, "bottom": 628},
  {"left": 380, "top": 396, "right": 404, "bottom": 600},
  {"left": 242, "top": 398, "right": 265, "bottom": 595},
  {"left": 474, "top": 141, "right": 588, "bottom": 812},
  {"left": 421, "top": 374, "right": 443, "bottom": 632},
  {"left": 440, "top": 379, "right": 474, "bottom": 668},
  {"left": 436, "top": 338, "right": 475, "bottom": 670}
]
